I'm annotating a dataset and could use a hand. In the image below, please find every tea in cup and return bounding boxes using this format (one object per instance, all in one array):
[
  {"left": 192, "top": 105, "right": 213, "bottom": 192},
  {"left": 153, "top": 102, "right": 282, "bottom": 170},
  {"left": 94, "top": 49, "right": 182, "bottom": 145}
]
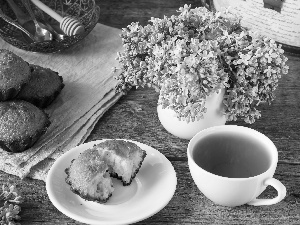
[{"left": 187, "top": 125, "right": 286, "bottom": 207}]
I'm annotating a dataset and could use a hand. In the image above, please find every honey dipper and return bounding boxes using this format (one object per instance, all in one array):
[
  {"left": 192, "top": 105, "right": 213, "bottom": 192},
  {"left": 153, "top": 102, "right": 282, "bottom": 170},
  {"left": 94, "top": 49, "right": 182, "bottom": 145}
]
[{"left": 30, "top": 0, "right": 85, "bottom": 36}]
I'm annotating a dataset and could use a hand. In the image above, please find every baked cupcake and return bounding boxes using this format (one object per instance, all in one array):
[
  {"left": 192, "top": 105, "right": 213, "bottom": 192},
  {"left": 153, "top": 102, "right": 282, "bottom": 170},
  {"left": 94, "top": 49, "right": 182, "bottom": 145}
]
[
  {"left": 65, "top": 149, "right": 114, "bottom": 203},
  {"left": 16, "top": 64, "right": 64, "bottom": 108},
  {"left": 0, "top": 49, "right": 31, "bottom": 101},
  {"left": 93, "top": 140, "right": 147, "bottom": 185},
  {"left": 0, "top": 100, "right": 51, "bottom": 153},
  {"left": 65, "top": 140, "right": 147, "bottom": 203}
]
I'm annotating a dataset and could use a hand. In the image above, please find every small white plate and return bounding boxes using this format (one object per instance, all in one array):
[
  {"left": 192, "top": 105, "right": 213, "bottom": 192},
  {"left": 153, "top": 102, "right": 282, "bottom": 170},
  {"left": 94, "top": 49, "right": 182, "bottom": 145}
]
[{"left": 46, "top": 139, "right": 177, "bottom": 225}]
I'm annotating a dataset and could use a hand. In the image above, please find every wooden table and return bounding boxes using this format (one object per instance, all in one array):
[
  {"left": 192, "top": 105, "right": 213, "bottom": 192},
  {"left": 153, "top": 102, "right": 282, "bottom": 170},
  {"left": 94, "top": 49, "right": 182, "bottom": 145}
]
[{"left": 1, "top": 1, "right": 300, "bottom": 224}]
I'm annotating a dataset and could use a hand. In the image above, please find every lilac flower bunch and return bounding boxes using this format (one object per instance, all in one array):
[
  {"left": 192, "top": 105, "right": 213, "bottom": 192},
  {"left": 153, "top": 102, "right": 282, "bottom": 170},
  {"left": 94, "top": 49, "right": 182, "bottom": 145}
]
[
  {"left": 0, "top": 183, "right": 23, "bottom": 225},
  {"left": 115, "top": 5, "right": 289, "bottom": 123},
  {"left": 219, "top": 30, "right": 289, "bottom": 123}
]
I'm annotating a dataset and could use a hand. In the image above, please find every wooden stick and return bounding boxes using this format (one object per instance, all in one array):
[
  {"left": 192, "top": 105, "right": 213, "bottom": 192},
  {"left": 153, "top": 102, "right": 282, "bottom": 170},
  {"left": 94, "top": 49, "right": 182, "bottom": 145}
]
[
  {"left": 30, "top": 0, "right": 84, "bottom": 36},
  {"left": 31, "top": 0, "right": 62, "bottom": 22}
]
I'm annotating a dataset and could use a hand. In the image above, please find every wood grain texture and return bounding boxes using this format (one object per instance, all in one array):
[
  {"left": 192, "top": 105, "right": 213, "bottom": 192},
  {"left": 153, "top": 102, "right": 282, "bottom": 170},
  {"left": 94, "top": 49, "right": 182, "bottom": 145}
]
[
  {"left": 0, "top": 1, "right": 299, "bottom": 224},
  {"left": 97, "top": 0, "right": 206, "bottom": 29}
]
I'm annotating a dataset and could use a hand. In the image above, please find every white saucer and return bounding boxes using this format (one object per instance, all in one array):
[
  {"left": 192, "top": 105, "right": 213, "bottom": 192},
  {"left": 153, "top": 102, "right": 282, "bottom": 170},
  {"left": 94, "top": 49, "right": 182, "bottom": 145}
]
[{"left": 46, "top": 139, "right": 177, "bottom": 225}]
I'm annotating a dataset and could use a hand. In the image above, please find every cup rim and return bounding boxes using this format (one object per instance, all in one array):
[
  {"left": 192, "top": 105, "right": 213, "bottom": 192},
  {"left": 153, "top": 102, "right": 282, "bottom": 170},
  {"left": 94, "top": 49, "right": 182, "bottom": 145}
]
[{"left": 187, "top": 125, "right": 278, "bottom": 180}]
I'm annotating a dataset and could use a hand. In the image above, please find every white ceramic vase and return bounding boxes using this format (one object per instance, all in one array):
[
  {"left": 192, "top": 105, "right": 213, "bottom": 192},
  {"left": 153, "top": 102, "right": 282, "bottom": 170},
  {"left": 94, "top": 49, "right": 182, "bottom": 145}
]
[{"left": 157, "top": 88, "right": 227, "bottom": 140}]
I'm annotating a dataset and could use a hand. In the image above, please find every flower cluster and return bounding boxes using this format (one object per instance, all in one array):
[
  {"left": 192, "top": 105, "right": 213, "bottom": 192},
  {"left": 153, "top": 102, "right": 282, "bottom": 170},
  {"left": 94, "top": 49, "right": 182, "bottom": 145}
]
[
  {"left": 0, "top": 183, "right": 23, "bottom": 225},
  {"left": 219, "top": 30, "right": 289, "bottom": 123},
  {"left": 114, "top": 4, "right": 288, "bottom": 123}
]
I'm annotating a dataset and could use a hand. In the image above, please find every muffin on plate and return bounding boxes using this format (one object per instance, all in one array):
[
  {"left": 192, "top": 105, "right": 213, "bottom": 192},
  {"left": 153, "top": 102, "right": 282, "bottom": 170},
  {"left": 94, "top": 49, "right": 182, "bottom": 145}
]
[
  {"left": 16, "top": 64, "right": 64, "bottom": 108},
  {"left": 65, "top": 139, "right": 147, "bottom": 203},
  {"left": 0, "top": 49, "right": 31, "bottom": 101},
  {"left": 0, "top": 100, "right": 50, "bottom": 153},
  {"left": 93, "top": 140, "right": 147, "bottom": 185},
  {"left": 65, "top": 149, "right": 114, "bottom": 203}
]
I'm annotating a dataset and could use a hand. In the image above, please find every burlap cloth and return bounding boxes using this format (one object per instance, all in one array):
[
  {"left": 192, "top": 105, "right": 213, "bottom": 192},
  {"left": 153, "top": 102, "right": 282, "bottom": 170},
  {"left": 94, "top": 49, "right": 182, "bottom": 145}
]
[{"left": 0, "top": 24, "right": 123, "bottom": 181}]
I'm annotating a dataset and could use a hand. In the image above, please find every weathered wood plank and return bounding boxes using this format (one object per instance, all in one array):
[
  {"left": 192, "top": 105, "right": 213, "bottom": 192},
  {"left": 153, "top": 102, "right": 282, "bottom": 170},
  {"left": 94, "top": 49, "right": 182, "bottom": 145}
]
[{"left": 97, "top": 0, "right": 205, "bottom": 29}]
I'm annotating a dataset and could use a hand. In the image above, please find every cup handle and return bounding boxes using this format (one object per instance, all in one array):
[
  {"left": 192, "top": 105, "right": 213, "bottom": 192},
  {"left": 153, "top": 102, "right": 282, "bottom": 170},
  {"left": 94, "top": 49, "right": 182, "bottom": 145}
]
[{"left": 247, "top": 178, "right": 286, "bottom": 206}]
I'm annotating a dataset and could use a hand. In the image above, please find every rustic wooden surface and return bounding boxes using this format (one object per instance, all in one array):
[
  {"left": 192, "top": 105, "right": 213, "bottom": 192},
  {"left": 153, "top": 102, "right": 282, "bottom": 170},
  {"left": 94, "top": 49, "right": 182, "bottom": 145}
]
[{"left": 1, "top": 0, "right": 300, "bottom": 224}]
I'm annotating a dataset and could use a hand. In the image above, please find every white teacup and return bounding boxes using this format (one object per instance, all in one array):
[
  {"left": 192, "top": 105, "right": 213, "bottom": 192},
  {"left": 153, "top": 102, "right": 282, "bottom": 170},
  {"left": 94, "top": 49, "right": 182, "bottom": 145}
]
[{"left": 187, "top": 125, "right": 286, "bottom": 207}]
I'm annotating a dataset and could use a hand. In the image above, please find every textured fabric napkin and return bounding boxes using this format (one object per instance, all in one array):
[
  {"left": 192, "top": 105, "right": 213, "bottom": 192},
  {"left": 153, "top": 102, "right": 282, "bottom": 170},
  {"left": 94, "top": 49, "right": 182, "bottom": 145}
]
[{"left": 0, "top": 24, "right": 123, "bottom": 181}]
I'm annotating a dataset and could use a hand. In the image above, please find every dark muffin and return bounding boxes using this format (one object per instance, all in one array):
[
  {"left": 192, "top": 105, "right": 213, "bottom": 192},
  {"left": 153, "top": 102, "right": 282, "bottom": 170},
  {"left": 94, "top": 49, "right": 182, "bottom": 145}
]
[
  {"left": 0, "top": 100, "right": 50, "bottom": 153},
  {"left": 16, "top": 64, "right": 64, "bottom": 108},
  {"left": 0, "top": 49, "right": 31, "bottom": 101},
  {"left": 65, "top": 140, "right": 147, "bottom": 203}
]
